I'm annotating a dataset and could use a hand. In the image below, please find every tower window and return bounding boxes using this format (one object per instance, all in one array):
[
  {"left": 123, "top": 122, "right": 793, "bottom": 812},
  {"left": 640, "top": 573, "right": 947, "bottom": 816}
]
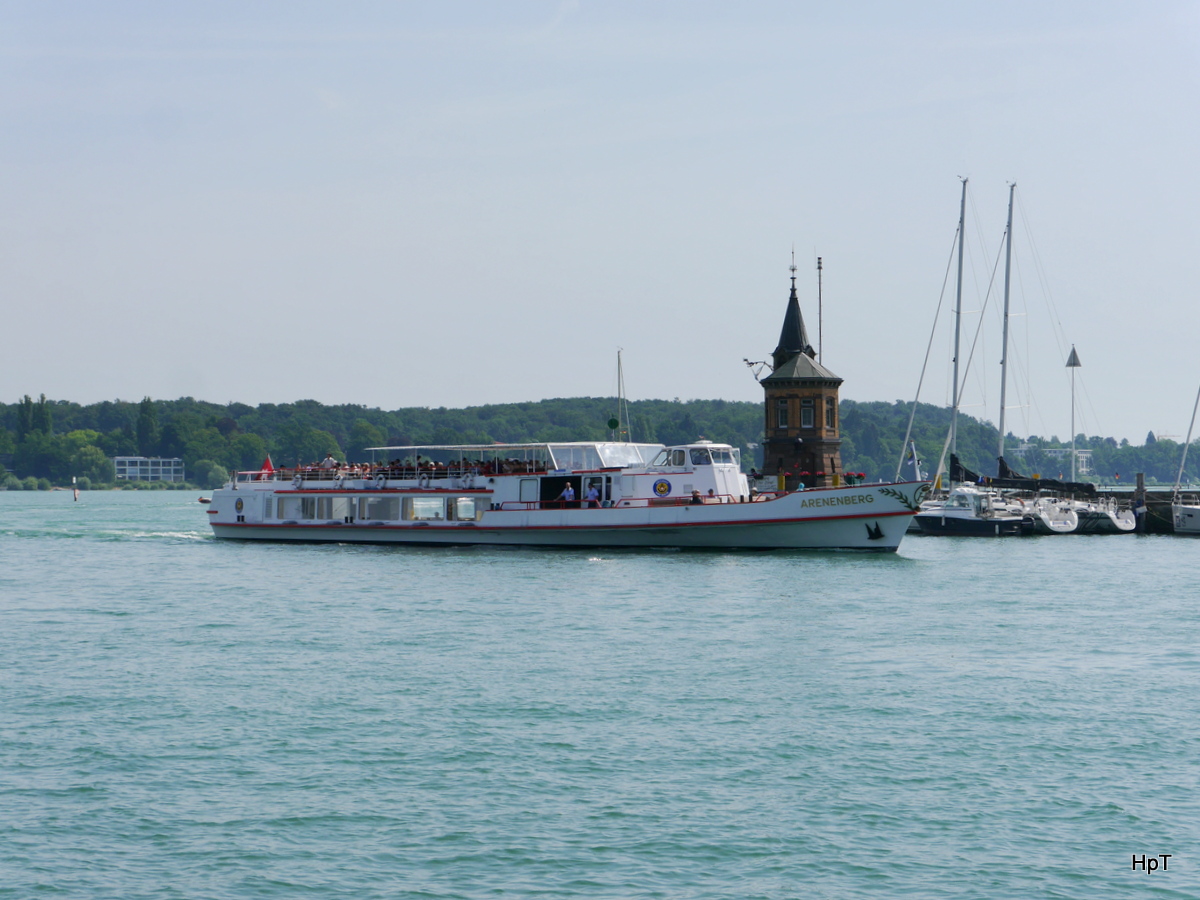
[
  {"left": 801, "top": 398, "right": 814, "bottom": 428},
  {"left": 776, "top": 399, "right": 789, "bottom": 429},
  {"left": 825, "top": 397, "right": 836, "bottom": 428}
]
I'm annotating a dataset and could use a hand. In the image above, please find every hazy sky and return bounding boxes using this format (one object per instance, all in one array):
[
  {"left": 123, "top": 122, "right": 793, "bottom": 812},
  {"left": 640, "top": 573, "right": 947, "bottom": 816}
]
[{"left": 3, "top": 1, "right": 1198, "bottom": 442}]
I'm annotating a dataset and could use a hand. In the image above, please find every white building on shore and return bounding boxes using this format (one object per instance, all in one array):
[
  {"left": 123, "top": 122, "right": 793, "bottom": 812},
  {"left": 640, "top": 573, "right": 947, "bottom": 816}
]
[{"left": 113, "top": 457, "right": 186, "bottom": 482}]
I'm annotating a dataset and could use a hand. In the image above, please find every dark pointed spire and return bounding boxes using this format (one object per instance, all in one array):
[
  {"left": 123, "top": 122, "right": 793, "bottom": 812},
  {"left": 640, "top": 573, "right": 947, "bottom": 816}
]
[{"left": 772, "top": 254, "right": 815, "bottom": 370}]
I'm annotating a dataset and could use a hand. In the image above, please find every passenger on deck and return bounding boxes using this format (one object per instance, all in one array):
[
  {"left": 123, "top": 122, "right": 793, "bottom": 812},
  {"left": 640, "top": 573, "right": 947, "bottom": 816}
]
[
  {"left": 691, "top": 490, "right": 703, "bottom": 505},
  {"left": 319, "top": 453, "right": 337, "bottom": 470},
  {"left": 556, "top": 484, "right": 576, "bottom": 507},
  {"left": 585, "top": 484, "right": 601, "bottom": 508}
]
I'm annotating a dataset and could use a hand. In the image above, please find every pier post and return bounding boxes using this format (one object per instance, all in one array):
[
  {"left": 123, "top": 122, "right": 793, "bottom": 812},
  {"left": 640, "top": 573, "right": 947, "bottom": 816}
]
[{"left": 1134, "top": 472, "right": 1147, "bottom": 533}]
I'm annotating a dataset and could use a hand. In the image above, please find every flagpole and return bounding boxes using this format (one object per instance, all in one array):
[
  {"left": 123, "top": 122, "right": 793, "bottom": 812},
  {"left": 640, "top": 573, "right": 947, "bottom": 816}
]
[{"left": 1066, "top": 346, "right": 1082, "bottom": 481}]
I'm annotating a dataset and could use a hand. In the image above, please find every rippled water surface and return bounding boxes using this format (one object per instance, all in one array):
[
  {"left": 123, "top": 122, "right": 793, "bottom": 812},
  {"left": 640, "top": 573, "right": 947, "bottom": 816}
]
[{"left": 2, "top": 491, "right": 1198, "bottom": 898}]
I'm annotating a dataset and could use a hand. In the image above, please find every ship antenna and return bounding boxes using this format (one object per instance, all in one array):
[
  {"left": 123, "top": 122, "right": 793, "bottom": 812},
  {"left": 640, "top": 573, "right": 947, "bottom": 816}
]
[{"left": 816, "top": 254, "right": 823, "bottom": 364}]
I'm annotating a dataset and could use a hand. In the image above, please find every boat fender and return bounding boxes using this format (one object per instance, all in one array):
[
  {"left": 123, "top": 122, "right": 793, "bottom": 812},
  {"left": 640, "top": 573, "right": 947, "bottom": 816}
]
[
  {"left": 292, "top": 475, "right": 302, "bottom": 489},
  {"left": 374, "top": 473, "right": 386, "bottom": 488},
  {"left": 462, "top": 473, "right": 475, "bottom": 490}
]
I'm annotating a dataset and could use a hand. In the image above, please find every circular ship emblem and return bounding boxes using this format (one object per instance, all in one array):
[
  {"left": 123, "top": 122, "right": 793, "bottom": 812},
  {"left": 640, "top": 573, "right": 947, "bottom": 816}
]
[{"left": 653, "top": 479, "right": 672, "bottom": 496}]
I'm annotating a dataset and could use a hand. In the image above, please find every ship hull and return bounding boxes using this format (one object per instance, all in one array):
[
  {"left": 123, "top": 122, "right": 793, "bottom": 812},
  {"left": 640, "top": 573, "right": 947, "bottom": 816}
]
[{"left": 208, "top": 482, "right": 929, "bottom": 551}]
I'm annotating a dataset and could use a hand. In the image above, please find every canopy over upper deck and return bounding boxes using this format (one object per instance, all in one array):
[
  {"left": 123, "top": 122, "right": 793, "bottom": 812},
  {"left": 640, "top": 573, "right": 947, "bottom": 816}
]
[{"left": 365, "top": 441, "right": 665, "bottom": 471}]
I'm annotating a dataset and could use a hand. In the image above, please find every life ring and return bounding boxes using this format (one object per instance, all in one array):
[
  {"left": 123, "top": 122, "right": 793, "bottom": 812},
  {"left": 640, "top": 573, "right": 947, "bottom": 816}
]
[
  {"left": 374, "top": 473, "right": 387, "bottom": 488},
  {"left": 461, "top": 473, "right": 475, "bottom": 490}
]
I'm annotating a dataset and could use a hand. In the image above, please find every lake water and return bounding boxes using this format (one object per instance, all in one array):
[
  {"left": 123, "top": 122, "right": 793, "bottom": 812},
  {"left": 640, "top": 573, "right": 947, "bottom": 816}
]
[{"left": 2, "top": 491, "right": 1197, "bottom": 898}]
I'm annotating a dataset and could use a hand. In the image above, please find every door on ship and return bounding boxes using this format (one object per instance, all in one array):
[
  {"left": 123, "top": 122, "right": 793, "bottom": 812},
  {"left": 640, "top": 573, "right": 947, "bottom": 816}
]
[{"left": 540, "top": 475, "right": 580, "bottom": 509}]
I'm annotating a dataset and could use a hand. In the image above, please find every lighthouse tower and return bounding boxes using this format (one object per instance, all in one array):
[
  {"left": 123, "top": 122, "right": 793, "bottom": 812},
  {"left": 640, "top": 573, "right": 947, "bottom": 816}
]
[{"left": 760, "top": 264, "right": 843, "bottom": 490}]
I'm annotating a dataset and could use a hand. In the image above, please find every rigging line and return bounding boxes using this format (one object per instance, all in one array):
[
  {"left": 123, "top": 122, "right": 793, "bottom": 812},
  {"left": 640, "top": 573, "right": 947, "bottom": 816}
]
[
  {"left": 1077, "top": 373, "right": 1103, "bottom": 443},
  {"left": 932, "top": 224, "right": 1007, "bottom": 483},
  {"left": 959, "top": 224, "right": 1007, "bottom": 421},
  {"left": 1015, "top": 189, "right": 1071, "bottom": 359},
  {"left": 895, "top": 225, "right": 960, "bottom": 481},
  {"left": 931, "top": 220, "right": 1008, "bottom": 487}
]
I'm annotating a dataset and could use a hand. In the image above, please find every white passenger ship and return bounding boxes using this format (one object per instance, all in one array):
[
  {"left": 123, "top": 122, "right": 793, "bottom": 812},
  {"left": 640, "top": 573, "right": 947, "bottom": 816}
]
[{"left": 206, "top": 441, "right": 928, "bottom": 551}]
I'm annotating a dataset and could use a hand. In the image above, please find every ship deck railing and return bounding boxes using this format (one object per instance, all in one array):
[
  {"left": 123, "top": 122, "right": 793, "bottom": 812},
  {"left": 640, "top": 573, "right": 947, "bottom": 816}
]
[{"left": 234, "top": 462, "right": 550, "bottom": 484}]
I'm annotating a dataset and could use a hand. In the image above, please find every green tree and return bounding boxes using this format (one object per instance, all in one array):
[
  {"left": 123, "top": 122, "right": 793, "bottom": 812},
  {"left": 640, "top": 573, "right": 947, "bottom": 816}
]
[
  {"left": 274, "top": 424, "right": 343, "bottom": 467},
  {"left": 228, "top": 432, "right": 269, "bottom": 471},
  {"left": 72, "top": 445, "right": 115, "bottom": 484},
  {"left": 191, "top": 459, "right": 229, "bottom": 489},
  {"left": 182, "top": 427, "right": 229, "bottom": 471},
  {"left": 137, "top": 397, "right": 159, "bottom": 456},
  {"left": 347, "top": 419, "right": 387, "bottom": 462},
  {"left": 12, "top": 431, "right": 58, "bottom": 480},
  {"left": 16, "top": 395, "right": 33, "bottom": 440},
  {"left": 33, "top": 394, "right": 52, "bottom": 435}
]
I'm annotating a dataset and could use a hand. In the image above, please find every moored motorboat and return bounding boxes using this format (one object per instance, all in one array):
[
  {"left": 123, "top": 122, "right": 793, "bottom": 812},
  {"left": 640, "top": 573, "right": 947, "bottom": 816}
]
[{"left": 912, "top": 484, "right": 1032, "bottom": 536}]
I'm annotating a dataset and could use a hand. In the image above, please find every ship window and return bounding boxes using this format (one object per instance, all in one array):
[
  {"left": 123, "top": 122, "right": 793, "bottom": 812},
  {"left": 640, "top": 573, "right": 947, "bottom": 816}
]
[
  {"left": 453, "top": 497, "right": 482, "bottom": 520},
  {"left": 406, "top": 497, "right": 445, "bottom": 520},
  {"left": 801, "top": 398, "right": 814, "bottom": 428},
  {"left": 300, "top": 497, "right": 316, "bottom": 519},
  {"left": 776, "top": 399, "right": 788, "bottom": 429},
  {"left": 671, "top": 449, "right": 686, "bottom": 466},
  {"left": 825, "top": 397, "right": 836, "bottom": 428},
  {"left": 711, "top": 448, "right": 734, "bottom": 465},
  {"left": 360, "top": 496, "right": 400, "bottom": 521},
  {"left": 548, "top": 445, "right": 602, "bottom": 471},
  {"left": 317, "top": 496, "right": 333, "bottom": 519},
  {"left": 263, "top": 497, "right": 272, "bottom": 519},
  {"left": 519, "top": 478, "right": 539, "bottom": 502},
  {"left": 690, "top": 448, "right": 712, "bottom": 465},
  {"left": 332, "top": 497, "right": 353, "bottom": 520}
]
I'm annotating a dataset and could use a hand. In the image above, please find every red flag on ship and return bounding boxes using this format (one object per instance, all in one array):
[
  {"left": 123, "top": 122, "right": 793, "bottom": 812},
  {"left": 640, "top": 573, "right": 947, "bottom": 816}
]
[{"left": 261, "top": 455, "right": 274, "bottom": 473}]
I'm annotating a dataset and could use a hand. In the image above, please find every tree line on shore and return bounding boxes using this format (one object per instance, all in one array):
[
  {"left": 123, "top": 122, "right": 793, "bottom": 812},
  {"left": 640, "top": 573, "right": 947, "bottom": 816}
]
[{"left": 0, "top": 393, "right": 1192, "bottom": 490}]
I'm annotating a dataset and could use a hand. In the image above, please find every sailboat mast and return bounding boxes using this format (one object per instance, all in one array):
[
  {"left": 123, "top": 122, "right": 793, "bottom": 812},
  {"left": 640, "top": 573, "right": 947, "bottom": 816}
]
[
  {"left": 950, "top": 177, "right": 968, "bottom": 457},
  {"left": 616, "top": 349, "right": 632, "bottom": 443},
  {"left": 997, "top": 183, "right": 1015, "bottom": 461},
  {"left": 1174, "top": 382, "right": 1200, "bottom": 493}
]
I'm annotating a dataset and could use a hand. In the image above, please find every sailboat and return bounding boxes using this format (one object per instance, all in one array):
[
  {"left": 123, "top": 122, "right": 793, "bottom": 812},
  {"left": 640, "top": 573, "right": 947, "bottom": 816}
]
[
  {"left": 1171, "top": 382, "right": 1200, "bottom": 534},
  {"left": 914, "top": 181, "right": 1034, "bottom": 536}
]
